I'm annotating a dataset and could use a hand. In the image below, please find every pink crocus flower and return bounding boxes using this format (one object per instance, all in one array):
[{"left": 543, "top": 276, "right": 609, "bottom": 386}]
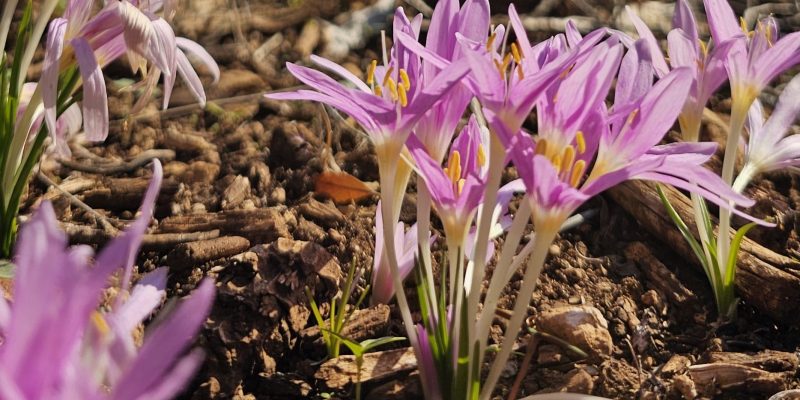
[
  {"left": 737, "top": 74, "right": 800, "bottom": 191},
  {"left": 0, "top": 160, "right": 215, "bottom": 399},
  {"left": 41, "top": 0, "right": 219, "bottom": 145},
  {"left": 703, "top": 0, "right": 800, "bottom": 110},
  {"left": 627, "top": 0, "right": 738, "bottom": 140}
]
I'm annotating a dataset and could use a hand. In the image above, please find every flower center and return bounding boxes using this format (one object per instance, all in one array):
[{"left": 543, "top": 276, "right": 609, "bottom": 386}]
[
  {"left": 536, "top": 131, "right": 587, "bottom": 188},
  {"left": 366, "top": 60, "right": 412, "bottom": 107}
]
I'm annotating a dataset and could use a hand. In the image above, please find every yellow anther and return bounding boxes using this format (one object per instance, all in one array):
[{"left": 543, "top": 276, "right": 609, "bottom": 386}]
[
  {"left": 740, "top": 17, "right": 749, "bottom": 34},
  {"left": 698, "top": 39, "right": 708, "bottom": 57},
  {"left": 477, "top": 144, "right": 486, "bottom": 167},
  {"left": 550, "top": 152, "right": 563, "bottom": 173},
  {"left": 559, "top": 64, "right": 575, "bottom": 79},
  {"left": 502, "top": 52, "right": 512, "bottom": 71},
  {"left": 511, "top": 43, "right": 522, "bottom": 64},
  {"left": 374, "top": 85, "right": 383, "bottom": 97},
  {"left": 570, "top": 160, "right": 586, "bottom": 187},
  {"left": 367, "top": 59, "right": 378, "bottom": 86},
  {"left": 91, "top": 311, "right": 110, "bottom": 337},
  {"left": 486, "top": 32, "right": 497, "bottom": 51},
  {"left": 457, "top": 178, "right": 465, "bottom": 195},
  {"left": 399, "top": 69, "right": 411, "bottom": 91},
  {"left": 575, "top": 131, "right": 586, "bottom": 154},
  {"left": 398, "top": 84, "right": 408, "bottom": 107},
  {"left": 382, "top": 66, "right": 395, "bottom": 86},
  {"left": 535, "top": 139, "right": 548, "bottom": 156},
  {"left": 387, "top": 78, "right": 399, "bottom": 101},
  {"left": 447, "top": 151, "right": 462, "bottom": 184},
  {"left": 560, "top": 146, "right": 575, "bottom": 174},
  {"left": 626, "top": 109, "right": 640, "bottom": 125}
]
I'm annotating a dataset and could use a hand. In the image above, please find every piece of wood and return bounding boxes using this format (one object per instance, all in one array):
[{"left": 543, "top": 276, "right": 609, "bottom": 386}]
[
  {"left": 166, "top": 236, "right": 251, "bottom": 269},
  {"left": 158, "top": 208, "right": 291, "bottom": 244},
  {"left": 607, "top": 181, "right": 800, "bottom": 323},
  {"left": 315, "top": 347, "right": 417, "bottom": 389}
]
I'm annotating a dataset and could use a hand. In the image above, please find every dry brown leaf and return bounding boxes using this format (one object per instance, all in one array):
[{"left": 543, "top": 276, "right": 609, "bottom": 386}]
[{"left": 314, "top": 171, "right": 376, "bottom": 203}]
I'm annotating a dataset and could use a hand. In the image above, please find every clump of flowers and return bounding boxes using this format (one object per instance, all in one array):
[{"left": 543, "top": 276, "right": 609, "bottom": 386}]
[
  {"left": 0, "top": 0, "right": 218, "bottom": 258},
  {"left": 270, "top": 0, "right": 790, "bottom": 398},
  {"left": 0, "top": 161, "right": 215, "bottom": 399}
]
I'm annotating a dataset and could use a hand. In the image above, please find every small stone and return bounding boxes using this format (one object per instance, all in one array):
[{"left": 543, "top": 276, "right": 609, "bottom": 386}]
[
  {"left": 221, "top": 175, "right": 251, "bottom": 210},
  {"left": 549, "top": 243, "right": 561, "bottom": 256},
  {"left": 537, "top": 344, "right": 563, "bottom": 364},
  {"left": 563, "top": 368, "right": 594, "bottom": 394},
  {"left": 672, "top": 375, "right": 697, "bottom": 399},
  {"left": 565, "top": 267, "right": 587, "bottom": 283},
  {"left": 641, "top": 289, "right": 664, "bottom": 311},
  {"left": 661, "top": 355, "right": 691, "bottom": 378},
  {"left": 535, "top": 305, "right": 613, "bottom": 362},
  {"left": 270, "top": 187, "right": 286, "bottom": 204}
]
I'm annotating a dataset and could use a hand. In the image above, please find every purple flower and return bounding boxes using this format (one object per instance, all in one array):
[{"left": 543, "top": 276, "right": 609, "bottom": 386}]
[
  {"left": 627, "top": 1, "right": 737, "bottom": 140},
  {"left": 704, "top": 0, "right": 800, "bottom": 108},
  {"left": 509, "top": 64, "right": 757, "bottom": 233},
  {"left": 0, "top": 160, "right": 215, "bottom": 399},
  {"left": 41, "top": 0, "right": 218, "bottom": 143},
  {"left": 737, "top": 74, "right": 800, "bottom": 190}
]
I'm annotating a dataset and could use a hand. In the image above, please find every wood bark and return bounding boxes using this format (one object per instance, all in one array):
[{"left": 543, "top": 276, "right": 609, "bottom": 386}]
[{"left": 608, "top": 181, "right": 800, "bottom": 323}]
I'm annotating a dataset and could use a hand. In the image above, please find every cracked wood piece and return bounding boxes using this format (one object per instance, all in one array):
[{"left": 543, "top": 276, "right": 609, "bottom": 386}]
[
  {"left": 704, "top": 350, "right": 798, "bottom": 372},
  {"left": 624, "top": 242, "right": 697, "bottom": 307},
  {"left": 608, "top": 181, "right": 800, "bottom": 323},
  {"left": 299, "top": 304, "right": 391, "bottom": 350},
  {"left": 158, "top": 208, "right": 290, "bottom": 243},
  {"left": 315, "top": 347, "right": 417, "bottom": 389},
  {"left": 62, "top": 222, "right": 219, "bottom": 249},
  {"left": 689, "top": 362, "right": 789, "bottom": 393},
  {"left": 81, "top": 177, "right": 178, "bottom": 212},
  {"left": 166, "top": 236, "right": 251, "bottom": 269}
]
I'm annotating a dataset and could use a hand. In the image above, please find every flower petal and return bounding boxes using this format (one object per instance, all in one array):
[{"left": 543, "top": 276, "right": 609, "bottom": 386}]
[
  {"left": 71, "top": 37, "right": 109, "bottom": 141},
  {"left": 42, "top": 18, "right": 67, "bottom": 146},
  {"left": 175, "top": 37, "right": 220, "bottom": 83}
]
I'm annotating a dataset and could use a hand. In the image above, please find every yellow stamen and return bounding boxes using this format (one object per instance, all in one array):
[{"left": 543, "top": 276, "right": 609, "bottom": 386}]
[
  {"left": 398, "top": 84, "right": 408, "bottom": 107},
  {"left": 382, "top": 66, "right": 395, "bottom": 86},
  {"left": 698, "top": 39, "right": 708, "bottom": 57},
  {"left": 535, "top": 139, "right": 548, "bottom": 156},
  {"left": 367, "top": 59, "right": 378, "bottom": 86},
  {"left": 486, "top": 32, "right": 497, "bottom": 51},
  {"left": 374, "top": 85, "right": 383, "bottom": 96},
  {"left": 575, "top": 131, "right": 586, "bottom": 154},
  {"left": 502, "top": 52, "right": 512, "bottom": 71},
  {"left": 626, "top": 109, "right": 640, "bottom": 125},
  {"left": 511, "top": 43, "right": 522, "bottom": 64},
  {"left": 477, "top": 144, "right": 486, "bottom": 167},
  {"left": 550, "top": 152, "right": 563, "bottom": 173},
  {"left": 570, "top": 160, "right": 586, "bottom": 187},
  {"left": 447, "top": 151, "right": 462, "bottom": 184},
  {"left": 493, "top": 59, "right": 504, "bottom": 78},
  {"left": 91, "top": 311, "right": 110, "bottom": 337},
  {"left": 457, "top": 178, "right": 465, "bottom": 194},
  {"left": 560, "top": 146, "right": 575, "bottom": 174},
  {"left": 740, "top": 17, "right": 749, "bottom": 35},
  {"left": 399, "top": 69, "right": 411, "bottom": 91},
  {"left": 558, "top": 64, "right": 575, "bottom": 79},
  {"left": 387, "top": 78, "right": 399, "bottom": 101}
]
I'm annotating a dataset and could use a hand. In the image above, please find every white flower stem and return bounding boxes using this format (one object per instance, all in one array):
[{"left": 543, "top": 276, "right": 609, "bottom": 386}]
[
  {"left": 717, "top": 101, "right": 749, "bottom": 286},
  {"left": 0, "top": 0, "right": 19, "bottom": 55},
  {"left": 16, "top": 0, "right": 59, "bottom": 90},
  {"left": 416, "top": 178, "right": 439, "bottom": 322},
  {"left": 475, "top": 200, "right": 531, "bottom": 360},
  {"left": 480, "top": 228, "right": 558, "bottom": 400},
  {"left": 2, "top": 81, "right": 42, "bottom": 204}
]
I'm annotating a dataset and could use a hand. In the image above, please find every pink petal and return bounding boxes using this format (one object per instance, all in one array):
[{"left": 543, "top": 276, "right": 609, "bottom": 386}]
[{"left": 71, "top": 38, "right": 108, "bottom": 141}]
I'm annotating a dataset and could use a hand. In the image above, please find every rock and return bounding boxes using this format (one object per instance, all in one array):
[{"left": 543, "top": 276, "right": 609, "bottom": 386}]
[
  {"left": 660, "top": 355, "right": 691, "bottom": 378},
  {"left": 316, "top": 348, "right": 417, "bottom": 390},
  {"left": 535, "top": 305, "right": 613, "bottom": 362},
  {"left": 563, "top": 368, "right": 594, "bottom": 394},
  {"left": 672, "top": 375, "right": 698, "bottom": 399},
  {"left": 298, "top": 197, "right": 346, "bottom": 227},
  {"left": 166, "top": 236, "right": 252, "bottom": 269},
  {"left": 221, "top": 175, "right": 251, "bottom": 210},
  {"left": 770, "top": 389, "right": 800, "bottom": 400},
  {"left": 537, "top": 344, "right": 564, "bottom": 365}
]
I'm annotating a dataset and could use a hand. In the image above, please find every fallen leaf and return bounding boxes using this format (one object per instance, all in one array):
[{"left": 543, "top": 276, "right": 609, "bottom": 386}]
[{"left": 315, "top": 171, "right": 376, "bottom": 204}]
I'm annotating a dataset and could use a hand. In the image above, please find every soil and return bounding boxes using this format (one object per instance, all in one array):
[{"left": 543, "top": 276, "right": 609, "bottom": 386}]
[{"left": 16, "top": 0, "right": 800, "bottom": 399}]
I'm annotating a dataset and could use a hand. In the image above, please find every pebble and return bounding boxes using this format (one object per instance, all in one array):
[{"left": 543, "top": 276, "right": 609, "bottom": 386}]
[{"left": 535, "top": 305, "right": 613, "bottom": 362}]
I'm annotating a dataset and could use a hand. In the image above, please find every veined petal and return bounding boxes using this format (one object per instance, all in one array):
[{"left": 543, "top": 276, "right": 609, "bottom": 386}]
[
  {"left": 703, "top": 0, "right": 744, "bottom": 43},
  {"left": 667, "top": 29, "right": 697, "bottom": 71},
  {"left": 310, "top": 54, "right": 370, "bottom": 93},
  {"left": 175, "top": 50, "right": 207, "bottom": 105},
  {"left": 266, "top": 89, "right": 381, "bottom": 134},
  {"left": 672, "top": 0, "right": 698, "bottom": 42},
  {"left": 112, "top": 268, "right": 168, "bottom": 334},
  {"left": 113, "top": 279, "right": 215, "bottom": 400},
  {"left": 149, "top": 18, "right": 178, "bottom": 109},
  {"left": 407, "top": 135, "right": 457, "bottom": 206},
  {"left": 42, "top": 18, "right": 67, "bottom": 145},
  {"left": 116, "top": 0, "right": 154, "bottom": 62},
  {"left": 427, "top": 0, "right": 458, "bottom": 61},
  {"left": 175, "top": 37, "right": 220, "bottom": 83},
  {"left": 751, "top": 31, "right": 800, "bottom": 90},
  {"left": 120, "top": 350, "right": 204, "bottom": 400},
  {"left": 565, "top": 20, "right": 583, "bottom": 48},
  {"left": 455, "top": 0, "right": 490, "bottom": 46},
  {"left": 615, "top": 40, "right": 654, "bottom": 113},
  {"left": 626, "top": 5, "right": 669, "bottom": 77},
  {"left": 71, "top": 38, "right": 109, "bottom": 141}
]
